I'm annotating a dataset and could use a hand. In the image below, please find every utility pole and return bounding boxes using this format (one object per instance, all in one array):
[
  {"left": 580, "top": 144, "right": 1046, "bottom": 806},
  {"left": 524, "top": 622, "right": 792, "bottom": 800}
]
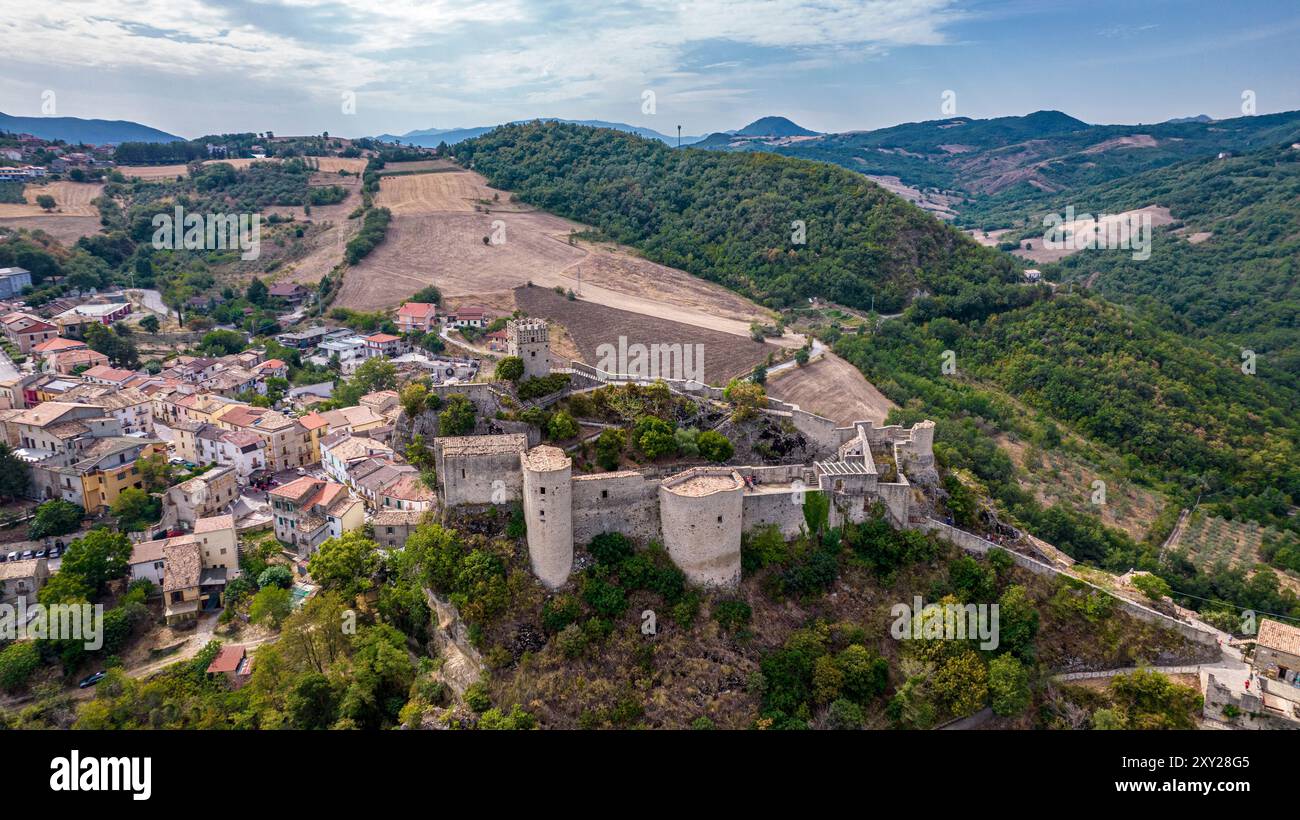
[{"left": 677, "top": 125, "right": 681, "bottom": 148}]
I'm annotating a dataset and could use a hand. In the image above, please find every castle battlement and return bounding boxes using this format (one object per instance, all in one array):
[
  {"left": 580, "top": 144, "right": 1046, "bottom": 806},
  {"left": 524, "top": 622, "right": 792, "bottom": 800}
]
[{"left": 437, "top": 419, "right": 937, "bottom": 590}]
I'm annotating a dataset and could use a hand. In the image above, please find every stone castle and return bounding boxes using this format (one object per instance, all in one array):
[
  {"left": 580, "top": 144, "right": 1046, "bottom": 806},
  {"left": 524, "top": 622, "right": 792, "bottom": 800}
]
[{"left": 425, "top": 319, "right": 938, "bottom": 591}]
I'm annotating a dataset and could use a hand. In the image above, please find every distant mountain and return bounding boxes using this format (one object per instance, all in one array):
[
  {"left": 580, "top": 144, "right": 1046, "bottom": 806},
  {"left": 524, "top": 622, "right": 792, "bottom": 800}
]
[
  {"left": 0, "top": 111, "right": 184, "bottom": 144},
  {"left": 694, "top": 107, "right": 1300, "bottom": 217},
  {"left": 372, "top": 119, "right": 704, "bottom": 147},
  {"left": 736, "top": 116, "right": 819, "bottom": 137},
  {"left": 1163, "top": 114, "right": 1213, "bottom": 124}
]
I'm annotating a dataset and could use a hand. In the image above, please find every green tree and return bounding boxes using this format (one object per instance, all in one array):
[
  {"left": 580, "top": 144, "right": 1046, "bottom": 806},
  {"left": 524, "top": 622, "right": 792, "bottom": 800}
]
[
  {"left": 399, "top": 382, "right": 428, "bottom": 417},
  {"left": 494, "top": 356, "right": 524, "bottom": 383},
  {"left": 139, "top": 314, "right": 160, "bottom": 334},
  {"left": 250, "top": 586, "right": 293, "bottom": 627},
  {"left": 308, "top": 531, "right": 380, "bottom": 598},
  {"left": 137, "top": 452, "right": 176, "bottom": 493},
  {"left": 0, "top": 443, "right": 31, "bottom": 502},
  {"left": 35, "top": 194, "right": 56, "bottom": 212},
  {"left": 723, "top": 379, "right": 765, "bottom": 422},
  {"left": 29, "top": 499, "right": 83, "bottom": 539},
  {"left": 594, "top": 428, "right": 625, "bottom": 470},
  {"left": 634, "top": 416, "right": 677, "bottom": 459},
  {"left": 696, "top": 430, "right": 734, "bottom": 462},
  {"left": 547, "top": 410, "right": 579, "bottom": 441},
  {"left": 0, "top": 642, "right": 41, "bottom": 691},
  {"left": 60, "top": 528, "right": 133, "bottom": 594},
  {"left": 111, "top": 488, "right": 159, "bottom": 532},
  {"left": 438, "top": 394, "right": 476, "bottom": 436},
  {"left": 246, "top": 277, "right": 269, "bottom": 305},
  {"left": 258, "top": 565, "right": 294, "bottom": 589},
  {"left": 988, "top": 654, "right": 1031, "bottom": 716}
]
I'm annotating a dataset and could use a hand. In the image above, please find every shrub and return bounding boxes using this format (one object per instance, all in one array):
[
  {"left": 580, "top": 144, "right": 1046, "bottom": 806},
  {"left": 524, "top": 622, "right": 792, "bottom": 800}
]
[
  {"left": 547, "top": 410, "right": 579, "bottom": 441},
  {"left": 464, "top": 680, "right": 492, "bottom": 713},
  {"left": 588, "top": 532, "right": 634, "bottom": 566},
  {"left": 696, "top": 430, "right": 734, "bottom": 462},
  {"left": 257, "top": 565, "right": 294, "bottom": 589},
  {"left": 542, "top": 594, "right": 581, "bottom": 634},
  {"left": 713, "top": 598, "right": 752, "bottom": 634},
  {"left": 0, "top": 642, "right": 41, "bottom": 691}
]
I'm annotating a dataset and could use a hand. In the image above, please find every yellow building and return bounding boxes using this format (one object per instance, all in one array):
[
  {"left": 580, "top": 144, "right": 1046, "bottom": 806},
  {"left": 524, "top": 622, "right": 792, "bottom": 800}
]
[{"left": 54, "top": 438, "right": 165, "bottom": 515}]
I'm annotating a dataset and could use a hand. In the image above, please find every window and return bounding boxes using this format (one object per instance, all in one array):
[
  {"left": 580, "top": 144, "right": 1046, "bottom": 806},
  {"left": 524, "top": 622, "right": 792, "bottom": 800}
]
[
  {"left": 540, "top": 487, "right": 545, "bottom": 495},
  {"left": 601, "top": 489, "right": 608, "bottom": 499}
]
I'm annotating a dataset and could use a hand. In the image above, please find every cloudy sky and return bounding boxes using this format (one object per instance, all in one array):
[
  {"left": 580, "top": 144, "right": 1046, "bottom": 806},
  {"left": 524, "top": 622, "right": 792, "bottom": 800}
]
[{"left": 2, "top": 0, "right": 1298, "bottom": 139}]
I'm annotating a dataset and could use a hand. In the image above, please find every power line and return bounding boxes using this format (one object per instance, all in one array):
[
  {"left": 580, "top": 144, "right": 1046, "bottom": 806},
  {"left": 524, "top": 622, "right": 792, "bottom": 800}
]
[{"left": 1166, "top": 585, "right": 1300, "bottom": 624}]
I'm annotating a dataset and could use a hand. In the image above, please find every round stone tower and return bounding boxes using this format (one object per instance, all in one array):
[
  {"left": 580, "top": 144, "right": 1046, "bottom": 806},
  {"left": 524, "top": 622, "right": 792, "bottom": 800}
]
[
  {"left": 658, "top": 468, "right": 744, "bottom": 589},
  {"left": 521, "top": 445, "right": 573, "bottom": 589}
]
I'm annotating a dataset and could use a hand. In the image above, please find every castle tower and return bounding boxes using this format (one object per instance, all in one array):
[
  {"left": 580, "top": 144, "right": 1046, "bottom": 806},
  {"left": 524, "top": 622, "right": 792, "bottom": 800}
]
[
  {"left": 508, "top": 318, "right": 551, "bottom": 380},
  {"left": 658, "top": 468, "right": 744, "bottom": 589},
  {"left": 521, "top": 445, "right": 573, "bottom": 589}
]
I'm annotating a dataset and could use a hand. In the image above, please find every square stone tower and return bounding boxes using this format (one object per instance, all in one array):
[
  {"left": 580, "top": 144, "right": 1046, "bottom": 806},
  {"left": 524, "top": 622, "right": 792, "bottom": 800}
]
[{"left": 507, "top": 318, "right": 551, "bottom": 379}]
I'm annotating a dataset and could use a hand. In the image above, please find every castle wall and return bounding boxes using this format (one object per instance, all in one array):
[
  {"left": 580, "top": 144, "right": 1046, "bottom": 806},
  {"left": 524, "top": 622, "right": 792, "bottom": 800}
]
[
  {"left": 876, "top": 479, "right": 913, "bottom": 527},
  {"left": 571, "top": 471, "right": 660, "bottom": 544},
  {"left": 658, "top": 469, "right": 743, "bottom": 589},
  {"left": 438, "top": 451, "right": 523, "bottom": 506},
  {"left": 742, "top": 488, "right": 812, "bottom": 539}
]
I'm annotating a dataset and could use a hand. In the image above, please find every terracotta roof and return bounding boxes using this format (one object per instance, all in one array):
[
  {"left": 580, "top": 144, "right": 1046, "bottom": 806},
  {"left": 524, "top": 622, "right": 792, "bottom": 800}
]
[
  {"left": 298, "top": 411, "right": 329, "bottom": 431},
  {"left": 32, "top": 337, "right": 86, "bottom": 354},
  {"left": 83, "top": 365, "right": 138, "bottom": 382},
  {"left": 206, "top": 644, "right": 246, "bottom": 674},
  {"left": 1257, "top": 619, "right": 1300, "bottom": 657},
  {"left": 397, "top": 302, "right": 437, "bottom": 318},
  {"left": 268, "top": 475, "right": 320, "bottom": 499},
  {"left": 194, "top": 514, "right": 235, "bottom": 535},
  {"left": 130, "top": 534, "right": 193, "bottom": 566},
  {"left": 365, "top": 333, "right": 400, "bottom": 344},
  {"left": 383, "top": 474, "right": 436, "bottom": 502}
]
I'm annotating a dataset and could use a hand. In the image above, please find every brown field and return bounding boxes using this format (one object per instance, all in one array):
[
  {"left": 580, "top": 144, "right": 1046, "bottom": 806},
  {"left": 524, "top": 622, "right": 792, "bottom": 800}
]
[
  {"left": 117, "top": 164, "right": 190, "bottom": 180},
  {"left": 766, "top": 352, "right": 897, "bottom": 425},
  {"left": 340, "top": 166, "right": 776, "bottom": 340},
  {"left": 0, "top": 181, "right": 103, "bottom": 217},
  {"left": 1013, "top": 205, "right": 1175, "bottom": 264},
  {"left": 0, "top": 215, "right": 103, "bottom": 244},
  {"left": 311, "top": 157, "right": 368, "bottom": 173},
  {"left": 380, "top": 159, "right": 457, "bottom": 174},
  {"left": 274, "top": 174, "right": 364, "bottom": 286},
  {"left": 373, "top": 168, "right": 520, "bottom": 214},
  {"left": 514, "top": 285, "right": 772, "bottom": 384}
]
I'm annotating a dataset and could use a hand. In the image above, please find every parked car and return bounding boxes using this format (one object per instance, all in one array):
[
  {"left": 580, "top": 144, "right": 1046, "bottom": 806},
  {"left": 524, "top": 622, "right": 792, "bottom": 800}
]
[
  {"left": 78, "top": 671, "right": 107, "bottom": 689},
  {"left": 47, "top": 545, "right": 62, "bottom": 558},
  {"left": 33, "top": 549, "right": 46, "bottom": 559},
  {"left": 0, "top": 553, "right": 6, "bottom": 563},
  {"left": 5, "top": 551, "right": 17, "bottom": 561},
  {"left": 19, "top": 550, "right": 34, "bottom": 560}
]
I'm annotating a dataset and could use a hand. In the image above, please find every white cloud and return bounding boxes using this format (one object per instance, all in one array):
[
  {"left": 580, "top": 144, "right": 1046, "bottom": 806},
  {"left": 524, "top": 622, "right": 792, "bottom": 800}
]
[{"left": 0, "top": 0, "right": 964, "bottom": 132}]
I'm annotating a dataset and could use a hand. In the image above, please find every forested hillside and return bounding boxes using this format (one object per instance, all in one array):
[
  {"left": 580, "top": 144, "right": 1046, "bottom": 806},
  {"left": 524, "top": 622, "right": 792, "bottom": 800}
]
[
  {"left": 453, "top": 121, "right": 1021, "bottom": 313},
  {"left": 1034, "top": 143, "right": 1300, "bottom": 385},
  {"left": 458, "top": 122, "right": 1300, "bottom": 624}
]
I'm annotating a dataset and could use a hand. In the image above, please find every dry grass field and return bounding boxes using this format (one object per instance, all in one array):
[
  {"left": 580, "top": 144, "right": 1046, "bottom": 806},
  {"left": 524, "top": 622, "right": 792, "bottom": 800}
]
[
  {"left": 766, "top": 352, "right": 897, "bottom": 424},
  {"left": 0, "top": 215, "right": 103, "bottom": 244},
  {"left": 340, "top": 165, "right": 777, "bottom": 341},
  {"left": 514, "top": 285, "right": 772, "bottom": 384},
  {"left": 0, "top": 181, "right": 103, "bottom": 217},
  {"left": 117, "top": 164, "right": 190, "bottom": 180}
]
